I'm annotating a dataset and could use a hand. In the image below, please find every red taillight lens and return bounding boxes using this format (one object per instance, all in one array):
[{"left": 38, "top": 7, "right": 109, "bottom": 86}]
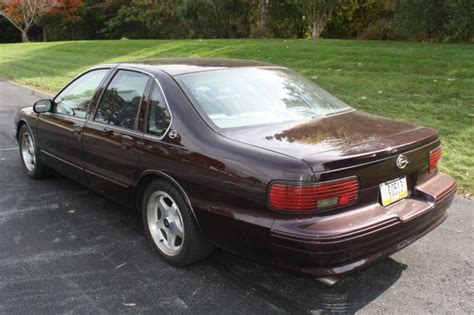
[
  {"left": 268, "top": 177, "right": 359, "bottom": 212},
  {"left": 429, "top": 147, "right": 442, "bottom": 172}
]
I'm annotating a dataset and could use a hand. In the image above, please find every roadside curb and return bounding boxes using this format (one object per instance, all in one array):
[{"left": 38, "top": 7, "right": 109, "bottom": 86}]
[{"left": 0, "top": 77, "right": 53, "bottom": 98}]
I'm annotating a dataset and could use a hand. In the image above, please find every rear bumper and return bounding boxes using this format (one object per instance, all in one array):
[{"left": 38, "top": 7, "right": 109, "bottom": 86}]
[{"left": 270, "top": 172, "right": 456, "bottom": 276}]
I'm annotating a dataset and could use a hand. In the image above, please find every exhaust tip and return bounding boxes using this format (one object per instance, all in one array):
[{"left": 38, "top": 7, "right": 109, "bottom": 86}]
[{"left": 316, "top": 276, "right": 339, "bottom": 286}]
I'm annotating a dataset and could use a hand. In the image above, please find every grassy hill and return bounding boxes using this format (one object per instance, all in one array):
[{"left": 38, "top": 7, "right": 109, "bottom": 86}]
[{"left": 0, "top": 39, "right": 472, "bottom": 195}]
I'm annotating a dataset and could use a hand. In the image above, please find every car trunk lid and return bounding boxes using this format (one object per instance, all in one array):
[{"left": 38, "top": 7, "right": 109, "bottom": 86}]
[{"left": 220, "top": 111, "right": 439, "bottom": 188}]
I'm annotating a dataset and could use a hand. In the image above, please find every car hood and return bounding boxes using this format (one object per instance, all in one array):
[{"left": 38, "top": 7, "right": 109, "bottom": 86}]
[{"left": 220, "top": 111, "right": 438, "bottom": 173}]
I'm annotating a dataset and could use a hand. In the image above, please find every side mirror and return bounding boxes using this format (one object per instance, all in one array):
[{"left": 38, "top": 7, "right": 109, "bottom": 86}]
[{"left": 33, "top": 99, "right": 53, "bottom": 113}]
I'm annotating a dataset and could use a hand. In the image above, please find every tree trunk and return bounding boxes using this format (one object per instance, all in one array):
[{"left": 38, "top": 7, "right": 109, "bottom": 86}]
[
  {"left": 43, "top": 25, "right": 47, "bottom": 42},
  {"left": 259, "top": 0, "right": 269, "bottom": 37},
  {"left": 311, "top": 22, "right": 320, "bottom": 40},
  {"left": 21, "top": 30, "right": 30, "bottom": 42}
]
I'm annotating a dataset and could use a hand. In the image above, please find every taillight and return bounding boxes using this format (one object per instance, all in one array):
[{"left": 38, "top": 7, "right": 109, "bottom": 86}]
[
  {"left": 267, "top": 177, "right": 359, "bottom": 212},
  {"left": 429, "top": 146, "right": 442, "bottom": 172}
]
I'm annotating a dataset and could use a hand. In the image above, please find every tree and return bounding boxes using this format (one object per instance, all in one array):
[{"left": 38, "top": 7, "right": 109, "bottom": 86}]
[
  {"left": 0, "top": 0, "right": 58, "bottom": 42},
  {"left": 258, "top": 0, "right": 269, "bottom": 37},
  {"left": 102, "top": 0, "right": 184, "bottom": 39},
  {"left": 325, "top": 0, "right": 396, "bottom": 39},
  {"left": 78, "top": 0, "right": 127, "bottom": 40},
  {"left": 207, "top": 0, "right": 256, "bottom": 38},
  {"left": 444, "top": 0, "right": 474, "bottom": 42},
  {"left": 395, "top": 0, "right": 447, "bottom": 41},
  {"left": 295, "top": 0, "right": 340, "bottom": 39},
  {"left": 50, "top": 0, "right": 82, "bottom": 31},
  {"left": 42, "top": 0, "right": 82, "bottom": 41},
  {"left": 267, "top": 0, "right": 305, "bottom": 38},
  {"left": 0, "top": 14, "right": 20, "bottom": 41}
]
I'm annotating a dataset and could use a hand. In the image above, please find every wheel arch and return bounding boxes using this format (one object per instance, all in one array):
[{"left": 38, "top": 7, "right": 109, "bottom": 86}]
[
  {"left": 17, "top": 119, "right": 37, "bottom": 145},
  {"left": 16, "top": 120, "right": 27, "bottom": 140},
  {"left": 132, "top": 170, "right": 203, "bottom": 231}
]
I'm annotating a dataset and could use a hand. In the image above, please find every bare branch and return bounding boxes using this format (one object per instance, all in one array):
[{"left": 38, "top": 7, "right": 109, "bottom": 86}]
[
  {"left": 295, "top": 0, "right": 339, "bottom": 40},
  {"left": 0, "top": 10, "right": 22, "bottom": 31}
]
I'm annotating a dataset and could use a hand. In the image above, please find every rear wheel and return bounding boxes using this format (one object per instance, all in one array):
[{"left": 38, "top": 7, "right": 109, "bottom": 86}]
[
  {"left": 18, "top": 125, "right": 50, "bottom": 179},
  {"left": 142, "top": 179, "right": 214, "bottom": 266}
]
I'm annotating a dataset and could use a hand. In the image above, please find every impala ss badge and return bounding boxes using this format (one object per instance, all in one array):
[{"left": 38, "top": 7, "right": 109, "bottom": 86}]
[{"left": 396, "top": 154, "right": 409, "bottom": 169}]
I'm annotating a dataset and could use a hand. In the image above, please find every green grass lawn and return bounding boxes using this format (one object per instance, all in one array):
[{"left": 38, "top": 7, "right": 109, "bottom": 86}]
[{"left": 0, "top": 39, "right": 472, "bottom": 195}]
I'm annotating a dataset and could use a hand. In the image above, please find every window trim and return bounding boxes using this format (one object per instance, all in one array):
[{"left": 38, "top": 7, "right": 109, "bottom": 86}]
[
  {"left": 86, "top": 66, "right": 174, "bottom": 140},
  {"left": 85, "top": 120, "right": 144, "bottom": 137},
  {"left": 92, "top": 69, "right": 152, "bottom": 131},
  {"left": 143, "top": 79, "right": 173, "bottom": 140},
  {"left": 51, "top": 68, "right": 112, "bottom": 119},
  {"left": 41, "top": 111, "right": 88, "bottom": 122}
]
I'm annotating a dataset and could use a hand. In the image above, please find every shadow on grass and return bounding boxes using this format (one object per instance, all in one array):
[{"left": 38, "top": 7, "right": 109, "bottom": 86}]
[{"left": 0, "top": 40, "right": 268, "bottom": 91}]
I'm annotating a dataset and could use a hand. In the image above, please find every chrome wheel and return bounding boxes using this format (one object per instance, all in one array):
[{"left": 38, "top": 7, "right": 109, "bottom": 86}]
[
  {"left": 146, "top": 191, "right": 184, "bottom": 256},
  {"left": 21, "top": 132, "right": 36, "bottom": 172}
]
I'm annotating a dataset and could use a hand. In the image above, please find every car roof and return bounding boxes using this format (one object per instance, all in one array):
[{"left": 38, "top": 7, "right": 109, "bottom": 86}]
[{"left": 108, "top": 58, "right": 279, "bottom": 76}]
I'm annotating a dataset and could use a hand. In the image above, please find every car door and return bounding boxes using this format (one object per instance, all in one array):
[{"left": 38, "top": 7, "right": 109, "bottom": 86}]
[
  {"left": 82, "top": 69, "right": 151, "bottom": 205},
  {"left": 36, "top": 68, "right": 111, "bottom": 183}
]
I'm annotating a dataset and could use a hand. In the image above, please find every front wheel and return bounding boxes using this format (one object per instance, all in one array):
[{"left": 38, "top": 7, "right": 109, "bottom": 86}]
[
  {"left": 142, "top": 179, "right": 214, "bottom": 266},
  {"left": 18, "top": 125, "right": 50, "bottom": 179}
]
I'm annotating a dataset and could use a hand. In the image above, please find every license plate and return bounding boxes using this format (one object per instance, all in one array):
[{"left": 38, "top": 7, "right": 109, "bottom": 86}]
[{"left": 379, "top": 177, "right": 408, "bottom": 206}]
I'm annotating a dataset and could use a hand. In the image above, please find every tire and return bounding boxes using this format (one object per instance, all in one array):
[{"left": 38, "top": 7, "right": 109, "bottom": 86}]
[
  {"left": 18, "top": 125, "right": 51, "bottom": 179},
  {"left": 142, "top": 179, "right": 214, "bottom": 266}
]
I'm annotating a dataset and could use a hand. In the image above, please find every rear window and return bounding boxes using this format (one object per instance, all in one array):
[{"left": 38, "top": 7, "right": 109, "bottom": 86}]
[{"left": 176, "top": 68, "right": 351, "bottom": 130}]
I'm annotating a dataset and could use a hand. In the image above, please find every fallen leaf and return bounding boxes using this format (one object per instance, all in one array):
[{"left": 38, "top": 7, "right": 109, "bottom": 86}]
[{"left": 67, "top": 209, "right": 76, "bottom": 214}]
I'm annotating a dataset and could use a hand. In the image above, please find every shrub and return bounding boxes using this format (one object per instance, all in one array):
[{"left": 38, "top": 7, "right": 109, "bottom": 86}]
[{"left": 358, "top": 19, "right": 400, "bottom": 40}]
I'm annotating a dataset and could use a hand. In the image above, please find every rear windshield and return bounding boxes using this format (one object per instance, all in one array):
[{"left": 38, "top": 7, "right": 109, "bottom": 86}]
[{"left": 176, "top": 67, "right": 352, "bottom": 130}]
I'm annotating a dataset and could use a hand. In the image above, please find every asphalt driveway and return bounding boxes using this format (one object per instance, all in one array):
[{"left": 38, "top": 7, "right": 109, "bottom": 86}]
[{"left": 0, "top": 79, "right": 472, "bottom": 314}]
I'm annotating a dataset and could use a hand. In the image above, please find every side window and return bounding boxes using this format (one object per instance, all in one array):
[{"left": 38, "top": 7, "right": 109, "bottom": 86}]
[
  {"left": 95, "top": 70, "right": 149, "bottom": 130},
  {"left": 53, "top": 69, "right": 109, "bottom": 118},
  {"left": 147, "top": 83, "right": 171, "bottom": 137}
]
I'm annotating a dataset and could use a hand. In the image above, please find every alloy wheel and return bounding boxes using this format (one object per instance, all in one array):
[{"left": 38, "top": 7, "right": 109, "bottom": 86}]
[
  {"left": 146, "top": 191, "right": 185, "bottom": 256},
  {"left": 21, "top": 132, "right": 36, "bottom": 172}
]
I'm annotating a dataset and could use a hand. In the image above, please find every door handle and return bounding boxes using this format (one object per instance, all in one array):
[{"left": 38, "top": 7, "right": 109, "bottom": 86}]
[
  {"left": 120, "top": 134, "right": 133, "bottom": 150},
  {"left": 73, "top": 124, "right": 82, "bottom": 135}
]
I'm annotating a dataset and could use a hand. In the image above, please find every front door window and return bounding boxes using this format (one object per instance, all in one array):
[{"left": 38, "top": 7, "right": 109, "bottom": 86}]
[{"left": 53, "top": 69, "right": 109, "bottom": 118}]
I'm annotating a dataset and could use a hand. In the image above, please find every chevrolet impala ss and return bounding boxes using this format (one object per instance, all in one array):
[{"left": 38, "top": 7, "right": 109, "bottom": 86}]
[{"left": 13, "top": 58, "right": 457, "bottom": 278}]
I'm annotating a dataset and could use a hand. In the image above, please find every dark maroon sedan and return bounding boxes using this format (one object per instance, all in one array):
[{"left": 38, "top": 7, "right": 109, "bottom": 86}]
[{"left": 13, "top": 58, "right": 456, "bottom": 280}]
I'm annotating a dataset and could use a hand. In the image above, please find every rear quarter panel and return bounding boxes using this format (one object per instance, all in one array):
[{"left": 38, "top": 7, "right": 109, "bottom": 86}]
[{"left": 134, "top": 72, "right": 312, "bottom": 260}]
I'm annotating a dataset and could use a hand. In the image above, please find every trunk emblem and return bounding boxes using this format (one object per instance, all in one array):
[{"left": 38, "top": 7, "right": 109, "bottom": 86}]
[{"left": 396, "top": 154, "right": 409, "bottom": 169}]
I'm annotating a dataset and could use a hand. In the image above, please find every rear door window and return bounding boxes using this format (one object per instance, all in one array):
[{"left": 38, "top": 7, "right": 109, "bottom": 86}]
[
  {"left": 146, "top": 83, "right": 171, "bottom": 137},
  {"left": 95, "top": 70, "right": 150, "bottom": 130}
]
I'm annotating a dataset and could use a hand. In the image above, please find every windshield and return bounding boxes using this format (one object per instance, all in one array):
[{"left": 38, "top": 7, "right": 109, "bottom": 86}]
[{"left": 176, "top": 67, "right": 352, "bottom": 130}]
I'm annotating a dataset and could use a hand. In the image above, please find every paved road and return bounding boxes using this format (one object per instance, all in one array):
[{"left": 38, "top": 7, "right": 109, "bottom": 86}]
[{"left": 0, "top": 78, "right": 472, "bottom": 314}]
